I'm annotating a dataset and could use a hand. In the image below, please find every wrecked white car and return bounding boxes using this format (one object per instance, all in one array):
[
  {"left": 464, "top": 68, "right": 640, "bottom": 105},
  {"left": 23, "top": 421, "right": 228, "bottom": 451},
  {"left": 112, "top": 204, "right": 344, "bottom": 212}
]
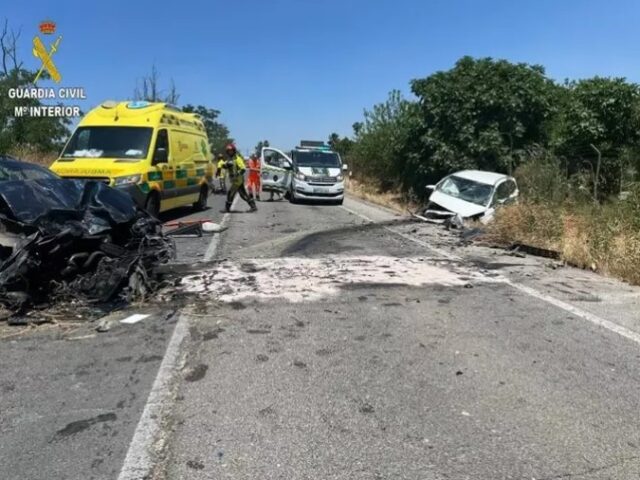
[{"left": 424, "top": 170, "right": 518, "bottom": 225}]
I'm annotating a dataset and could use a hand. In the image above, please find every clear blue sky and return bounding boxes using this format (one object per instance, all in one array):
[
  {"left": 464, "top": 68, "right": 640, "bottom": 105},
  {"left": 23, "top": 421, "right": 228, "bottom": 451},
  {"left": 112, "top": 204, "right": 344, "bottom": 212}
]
[{"left": 6, "top": 0, "right": 640, "bottom": 152}]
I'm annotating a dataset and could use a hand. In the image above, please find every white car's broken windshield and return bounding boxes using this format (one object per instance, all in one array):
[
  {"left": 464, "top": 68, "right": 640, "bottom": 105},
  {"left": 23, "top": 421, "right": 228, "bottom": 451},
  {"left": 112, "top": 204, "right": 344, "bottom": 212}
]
[
  {"left": 61, "top": 126, "right": 153, "bottom": 159},
  {"left": 437, "top": 176, "right": 494, "bottom": 206}
]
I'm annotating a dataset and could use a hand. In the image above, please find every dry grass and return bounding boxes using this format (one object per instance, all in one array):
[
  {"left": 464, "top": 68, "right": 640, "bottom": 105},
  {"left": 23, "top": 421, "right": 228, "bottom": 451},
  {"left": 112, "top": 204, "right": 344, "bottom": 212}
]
[
  {"left": 487, "top": 203, "right": 564, "bottom": 251},
  {"left": 7, "top": 145, "right": 58, "bottom": 166},
  {"left": 488, "top": 202, "right": 640, "bottom": 285},
  {"left": 346, "top": 177, "right": 417, "bottom": 213}
]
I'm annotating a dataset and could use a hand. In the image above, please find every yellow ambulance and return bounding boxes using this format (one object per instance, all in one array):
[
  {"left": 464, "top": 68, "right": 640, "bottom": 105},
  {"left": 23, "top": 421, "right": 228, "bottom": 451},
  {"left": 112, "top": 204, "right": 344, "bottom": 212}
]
[{"left": 51, "top": 100, "right": 214, "bottom": 217}]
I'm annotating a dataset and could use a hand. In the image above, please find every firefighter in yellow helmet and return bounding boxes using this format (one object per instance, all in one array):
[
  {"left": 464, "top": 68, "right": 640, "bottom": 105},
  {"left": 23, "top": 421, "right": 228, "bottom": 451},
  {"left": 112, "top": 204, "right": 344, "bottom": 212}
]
[{"left": 222, "top": 144, "right": 257, "bottom": 213}]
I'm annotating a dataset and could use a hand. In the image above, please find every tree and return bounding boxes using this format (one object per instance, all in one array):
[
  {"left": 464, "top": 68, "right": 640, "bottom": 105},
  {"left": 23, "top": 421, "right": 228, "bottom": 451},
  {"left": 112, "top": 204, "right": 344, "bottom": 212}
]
[
  {"left": 134, "top": 64, "right": 180, "bottom": 104},
  {"left": 554, "top": 77, "right": 640, "bottom": 199},
  {"left": 410, "top": 56, "right": 560, "bottom": 179},
  {"left": 328, "top": 132, "right": 353, "bottom": 159},
  {"left": 349, "top": 90, "right": 419, "bottom": 190},
  {"left": 254, "top": 140, "right": 270, "bottom": 156},
  {"left": 0, "top": 19, "right": 71, "bottom": 155},
  {"left": 182, "top": 104, "right": 233, "bottom": 155}
]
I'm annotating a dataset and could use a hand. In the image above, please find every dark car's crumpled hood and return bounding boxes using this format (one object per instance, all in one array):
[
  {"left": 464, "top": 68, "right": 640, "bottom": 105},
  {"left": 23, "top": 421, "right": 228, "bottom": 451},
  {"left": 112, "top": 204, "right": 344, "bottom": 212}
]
[{"left": 0, "top": 178, "right": 137, "bottom": 233}]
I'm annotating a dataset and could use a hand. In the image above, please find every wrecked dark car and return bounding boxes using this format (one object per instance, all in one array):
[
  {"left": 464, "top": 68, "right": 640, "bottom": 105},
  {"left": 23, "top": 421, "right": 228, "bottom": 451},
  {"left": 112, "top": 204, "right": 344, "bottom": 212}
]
[{"left": 0, "top": 156, "right": 175, "bottom": 317}]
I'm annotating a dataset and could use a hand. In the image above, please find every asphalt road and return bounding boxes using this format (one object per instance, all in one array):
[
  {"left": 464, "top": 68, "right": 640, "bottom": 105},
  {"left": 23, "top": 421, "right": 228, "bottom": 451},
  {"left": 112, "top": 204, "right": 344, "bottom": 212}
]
[
  {"left": 161, "top": 196, "right": 640, "bottom": 479},
  {"left": 4, "top": 192, "right": 640, "bottom": 480}
]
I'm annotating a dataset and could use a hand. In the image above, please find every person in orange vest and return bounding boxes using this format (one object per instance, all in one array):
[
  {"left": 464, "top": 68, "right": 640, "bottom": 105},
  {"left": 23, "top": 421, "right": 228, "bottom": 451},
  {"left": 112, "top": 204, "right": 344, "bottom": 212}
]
[{"left": 247, "top": 153, "right": 262, "bottom": 201}]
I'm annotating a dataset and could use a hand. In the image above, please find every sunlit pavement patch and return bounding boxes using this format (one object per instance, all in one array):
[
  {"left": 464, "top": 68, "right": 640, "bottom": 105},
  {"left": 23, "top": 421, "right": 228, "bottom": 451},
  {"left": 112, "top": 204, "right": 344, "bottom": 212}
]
[{"left": 180, "top": 256, "right": 499, "bottom": 303}]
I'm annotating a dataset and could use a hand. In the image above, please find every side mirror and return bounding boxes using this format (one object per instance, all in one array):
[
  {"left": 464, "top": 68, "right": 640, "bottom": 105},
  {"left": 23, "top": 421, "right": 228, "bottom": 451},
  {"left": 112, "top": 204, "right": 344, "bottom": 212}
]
[
  {"left": 342, "top": 164, "right": 349, "bottom": 172},
  {"left": 153, "top": 147, "right": 168, "bottom": 165},
  {"left": 425, "top": 184, "right": 436, "bottom": 191}
]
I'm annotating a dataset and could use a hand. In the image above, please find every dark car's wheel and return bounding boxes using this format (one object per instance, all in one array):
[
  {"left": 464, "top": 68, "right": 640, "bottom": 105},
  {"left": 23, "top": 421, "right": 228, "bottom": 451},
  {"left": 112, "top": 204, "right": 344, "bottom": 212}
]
[
  {"left": 145, "top": 192, "right": 161, "bottom": 218},
  {"left": 193, "top": 185, "right": 208, "bottom": 211}
]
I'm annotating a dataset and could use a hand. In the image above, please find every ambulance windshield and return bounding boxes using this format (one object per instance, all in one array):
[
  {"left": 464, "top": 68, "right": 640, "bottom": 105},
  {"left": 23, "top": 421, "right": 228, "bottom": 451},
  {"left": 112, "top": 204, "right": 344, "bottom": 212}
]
[{"left": 61, "top": 127, "right": 153, "bottom": 159}]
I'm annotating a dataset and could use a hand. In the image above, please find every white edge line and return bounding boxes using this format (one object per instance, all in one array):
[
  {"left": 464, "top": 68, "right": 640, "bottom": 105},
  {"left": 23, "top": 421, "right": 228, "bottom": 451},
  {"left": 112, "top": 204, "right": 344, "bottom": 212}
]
[
  {"left": 118, "top": 196, "right": 234, "bottom": 480},
  {"left": 204, "top": 195, "right": 237, "bottom": 261},
  {"left": 116, "top": 312, "right": 189, "bottom": 480},
  {"left": 120, "top": 313, "right": 150, "bottom": 324},
  {"left": 341, "top": 202, "right": 640, "bottom": 348}
]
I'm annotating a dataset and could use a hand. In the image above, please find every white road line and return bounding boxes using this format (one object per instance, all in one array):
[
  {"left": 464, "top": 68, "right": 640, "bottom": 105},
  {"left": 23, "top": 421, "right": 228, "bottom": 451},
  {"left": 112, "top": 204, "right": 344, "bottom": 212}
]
[
  {"left": 204, "top": 195, "right": 237, "bottom": 261},
  {"left": 341, "top": 203, "right": 640, "bottom": 348},
  {"left": 118, "top": 195, "right": 234, "bottom": 480},
  {"left": 120, "top": 313, "right": 150, "bottom": 324},
  {"left": 116, "top": 312, "right": 189, "bottom": 480},
  {"left": 508, "top": 281, "right": 640, "bottom": 345}
]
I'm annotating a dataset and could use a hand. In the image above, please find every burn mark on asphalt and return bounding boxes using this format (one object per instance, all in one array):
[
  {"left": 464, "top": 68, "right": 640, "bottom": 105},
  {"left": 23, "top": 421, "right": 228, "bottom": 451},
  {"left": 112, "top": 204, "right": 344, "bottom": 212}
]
[
  {"left": 228, "top": 301, "right": 248, "bottom": 310},
  {"left": 247, "top": 328, "right": 271, "bottom": 334},
  {"left": 202, "top": 327, "right": 225, "bottom": 341},
  {"left": 186, "top": 459, "right": 205, "bottom": 470},
  {"left": 293, "top": 359, "right": 307, "bottom": 368},
  {"left": 184, "top": 364, "right": 208, "bottom": 382},
  {"left": 359, "top": 402, "right": 375, "bottom": 414},
  {"left": 54, "top": 413, "right": 117, "bottom": 439},
  {"left": 258, "top": 405, "right": 276, "bottom": 417},
  {"left": 136, "top": 354, "right": 163, "bottom": 363}
]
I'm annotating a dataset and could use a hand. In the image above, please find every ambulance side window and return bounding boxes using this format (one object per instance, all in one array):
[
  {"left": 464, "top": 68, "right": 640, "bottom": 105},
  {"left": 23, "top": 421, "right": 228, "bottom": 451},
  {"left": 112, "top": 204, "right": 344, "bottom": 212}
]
[{"left": 152, "top": 129, "right": 169, "bottom": 165}]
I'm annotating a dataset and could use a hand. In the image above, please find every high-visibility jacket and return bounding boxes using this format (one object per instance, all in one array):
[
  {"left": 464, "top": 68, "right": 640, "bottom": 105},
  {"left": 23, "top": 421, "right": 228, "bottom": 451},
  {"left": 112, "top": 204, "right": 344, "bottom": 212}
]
[
  {"left": 227, "top": 153, "right": 246, "bottom": 186},
  {"left": 248, "top": 158, "right": 261, "bottom": 182},
  {"left": 216, "top": 159, "right": 226, "bottom": 178}
]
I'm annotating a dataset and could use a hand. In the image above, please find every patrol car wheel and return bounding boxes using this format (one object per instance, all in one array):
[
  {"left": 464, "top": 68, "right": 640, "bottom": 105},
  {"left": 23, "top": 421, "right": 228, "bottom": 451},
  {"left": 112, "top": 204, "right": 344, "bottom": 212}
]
[
  {"left": 193, "top": 186, "right": 208, "bottom": 211},
  {"left": 145, "top": 192, "right": 161, "bottom": 219},
  {"left": 288, "top": 187, "right": 298, "bottom": 204}
]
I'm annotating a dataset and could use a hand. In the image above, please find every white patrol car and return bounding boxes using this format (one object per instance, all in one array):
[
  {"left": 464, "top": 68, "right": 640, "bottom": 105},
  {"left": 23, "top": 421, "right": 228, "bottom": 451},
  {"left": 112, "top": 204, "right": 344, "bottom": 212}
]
[{"left": 259, "top": 141, "right": 348, "bottom": 205}]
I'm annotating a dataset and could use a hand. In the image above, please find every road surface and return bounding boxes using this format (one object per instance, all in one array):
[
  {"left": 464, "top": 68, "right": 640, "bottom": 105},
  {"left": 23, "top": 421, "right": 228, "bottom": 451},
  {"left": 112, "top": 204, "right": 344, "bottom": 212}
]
[{"left": 3, "top": 192, "right": 640, "bottom": 479}]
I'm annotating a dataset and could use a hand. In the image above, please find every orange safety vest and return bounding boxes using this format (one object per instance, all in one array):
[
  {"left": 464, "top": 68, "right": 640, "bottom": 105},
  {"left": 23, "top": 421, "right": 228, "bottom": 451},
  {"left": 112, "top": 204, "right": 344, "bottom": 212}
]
[{"left": 248, "top": 158, "right": 261, "bottom": 181}]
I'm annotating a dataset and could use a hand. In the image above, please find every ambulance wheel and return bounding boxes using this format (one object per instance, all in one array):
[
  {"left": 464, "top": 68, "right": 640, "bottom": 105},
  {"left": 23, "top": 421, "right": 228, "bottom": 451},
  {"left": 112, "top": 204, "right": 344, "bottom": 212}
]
[
  {"left": 193, "top": 186, "right": 208, "bottom": 211},
  {"left": 145, "top": 192, "right": 161, "bottom": 219}
]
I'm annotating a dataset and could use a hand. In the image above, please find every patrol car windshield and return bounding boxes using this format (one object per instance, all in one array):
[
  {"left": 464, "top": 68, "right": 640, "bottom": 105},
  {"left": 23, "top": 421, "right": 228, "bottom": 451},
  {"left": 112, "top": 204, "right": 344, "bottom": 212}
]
[
  {"left": 292, "top": 151, "right": 341, "bottom": 168},
  {"left": 61, "top": 127, "right": 153, "bottom": 160}
]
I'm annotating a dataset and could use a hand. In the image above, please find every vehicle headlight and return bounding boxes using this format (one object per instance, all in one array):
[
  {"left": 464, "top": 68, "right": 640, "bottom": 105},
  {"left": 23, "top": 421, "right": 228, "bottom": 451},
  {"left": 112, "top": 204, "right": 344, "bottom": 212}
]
[
  {"left": 295, "top": 172, "right": 307, "bottom": 181},
  {"left": 114, "top": 174, "right": 142, "bottom": 186},
  {"left": 337, "top": 174, "right": 344, "bottom": 181}
]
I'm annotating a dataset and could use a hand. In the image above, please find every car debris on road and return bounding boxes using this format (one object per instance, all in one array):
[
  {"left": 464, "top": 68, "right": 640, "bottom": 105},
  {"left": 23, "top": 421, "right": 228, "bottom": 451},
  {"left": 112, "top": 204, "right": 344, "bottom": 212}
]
[{"left": 0, "top": 178, "right": 175, "bottom": 320}]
